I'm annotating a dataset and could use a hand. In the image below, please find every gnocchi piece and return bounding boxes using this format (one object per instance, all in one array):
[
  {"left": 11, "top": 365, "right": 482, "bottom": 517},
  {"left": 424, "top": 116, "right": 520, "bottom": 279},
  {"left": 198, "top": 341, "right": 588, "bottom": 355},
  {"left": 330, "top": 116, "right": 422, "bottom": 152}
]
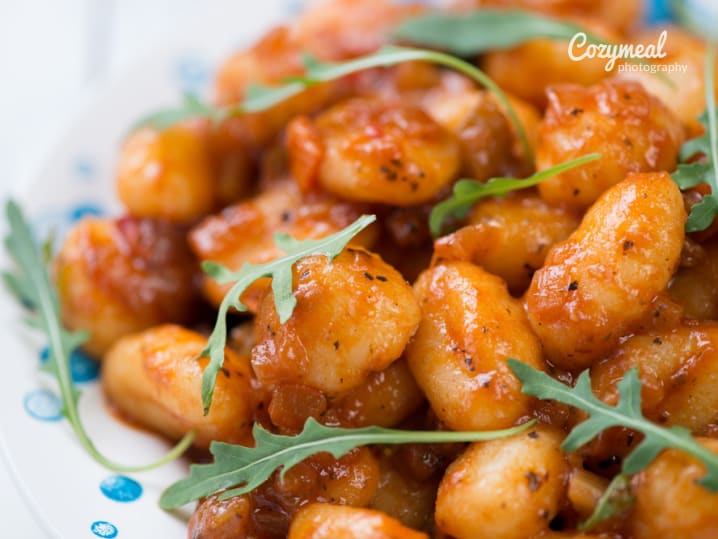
[
  {"left": 252, "top": 247, "right": 421, "bottom": 394},
  {"left": 481, "top": 17, "right": 619, "bottom": 108},
  {"left": 214, "top": 26, "right": 338, "bottom": 146},
  {"left": 276, "top": 448, "right": 380, "bottom": 509},
  {"left": 629, "top": 439, "right": 718, "bottom": 539},
  {"left": 526, "top": 172, "right": 685, "bottom": 371},
  {"left": 116, "top": 123, "right": 215, "bottom": 223},
  {"left": 433, "top": 193, "right": 580, "bottom": 295},
  {"left": 370, "top": 455, "right": 438, "bottom": 531},
  {"left": 55, "top": 217, "right": 197, "bottom": 357},
  {"left": 266, "top": 359, "right": 425, "bottom": 433},
  {"left": 591, "top": 324, "right": 718, "bottom": 433},
  {"left": 102, "top": 325, "right": 253, "bottom": 449},
  {"left": 617, "top": 27, "right": 718, "bottom": 129},
  {"left": 189, "top": 179, "right": 376, "bottom": 310},
  {"left": 191, "top": 449, "right": 381, "bottom": 538},
  {"left": 188, "top": 494, "right": 257, "bottom": 539},
  {"left": 298, "top": 98, "right": 461, "bottom": 206},
  {"left": 535, "top": 79, "right": 684, "bottom": 210},
  {"left": 435, "top": 425, "right": 569, "bottom": 539},
  {"left": 669, "top": 239, "right": 718, "bottom": 320},
  {"left": 326, "top": 358, "right": 425, "bottom": 428},
  {"left": 406, "top": 261, "right": 545, "bottom": 431},
  {"left": 288, "top": 503, "right": 429, "bottom": 539}
]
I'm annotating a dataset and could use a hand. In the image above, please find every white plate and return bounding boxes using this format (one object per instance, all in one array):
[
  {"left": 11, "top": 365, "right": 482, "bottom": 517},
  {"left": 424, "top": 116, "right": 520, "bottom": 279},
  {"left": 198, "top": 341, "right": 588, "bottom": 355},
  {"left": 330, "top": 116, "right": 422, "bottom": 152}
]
[{"left": 0, "top": 2, "right": 299, "bottom": 538}]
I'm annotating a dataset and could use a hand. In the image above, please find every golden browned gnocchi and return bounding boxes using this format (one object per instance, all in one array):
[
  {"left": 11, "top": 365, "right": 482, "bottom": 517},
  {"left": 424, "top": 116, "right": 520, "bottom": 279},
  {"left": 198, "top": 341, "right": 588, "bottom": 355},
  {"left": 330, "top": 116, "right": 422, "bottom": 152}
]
[
  {"left": 266, "top": 359, "right": 425, "bottom": 432},
  {"left": 189, "top": 179, "right": 376, "bottom": 310},
  {"left": 252, "top": 247, "right": 421, "bottom": 394},
  {"left": 616, "top": 27, "right": 718, "bottom": 129},
  {"left": 435, "top": 425, "right": 569, "bottom": 539},
  {"left": 669, "top": 238, "right": 718, "bottom": 320},
  {"left": 288, "top": 503, "right": 429, "bottom": 539},
  {"left": 406, "top": 261, "right": 546, "bottom": 431},
  {"left": 433, "top": 193, "right": 580, "bottom": 294},
  {"left": 535, "top": 79, "right": 684, "bottom": 210},
  {"left": 116, "top": 123, "right": 216, "bottom": 223},
  {"left": 295, "top": 97, "right": 461, "bottom": 206},
  {"left": 102, "top": 325, "right": 253, "bottom": 449},
  {"left": 592, "top": 324, "right": 718, "bottom": 433},
  {"left": 481, "top": 17, "right": 619, "bottom": 108},
  {"left": 54, "top": 217, "right": 197, "bottom": 357},
  {"left": 629, "top": 439, "right": 718, "bottom": 539},
  {"left": 526, "top": 172, "right": 685, "bottom": 371}
]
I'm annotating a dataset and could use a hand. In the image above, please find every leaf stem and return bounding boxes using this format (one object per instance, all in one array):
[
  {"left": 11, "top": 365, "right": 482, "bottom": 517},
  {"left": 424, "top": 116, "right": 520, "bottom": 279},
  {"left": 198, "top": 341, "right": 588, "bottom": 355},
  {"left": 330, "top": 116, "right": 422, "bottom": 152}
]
[{"left": 5, "top": 201, "right": 196, "bottom": 473}]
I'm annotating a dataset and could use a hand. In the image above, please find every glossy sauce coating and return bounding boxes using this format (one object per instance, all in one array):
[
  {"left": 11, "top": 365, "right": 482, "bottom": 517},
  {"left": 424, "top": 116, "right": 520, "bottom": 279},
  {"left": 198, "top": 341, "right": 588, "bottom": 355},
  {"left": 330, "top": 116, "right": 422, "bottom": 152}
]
[
  {"left": 55, "top": 217, "right": 197, "bottom": 357},
  {"left": 288, "top": 503, "right": 429, "bottom": 539},
  {"left": 306, "top": 98, "right": 461, "bottom": 206},
  {"left": 433, "top": 193, "right": 580, "bottom": 295},
  {"left": 536, "top": 79, "right": 684, "bottom": 210},
  {"left": 526, "top": 172, "right": 685, "bottom": 370},
  {"left": 406, "top": 261, "right": 545, "bottom": 430},
  {"left": 252, "top": 247, "right": 421, "bottom": 394},
  {"left": 435, "top": 426, "right": 570, "bottom": 539},
  {"left": 102, "top": 325, "right": 253, "bottom": 449}
]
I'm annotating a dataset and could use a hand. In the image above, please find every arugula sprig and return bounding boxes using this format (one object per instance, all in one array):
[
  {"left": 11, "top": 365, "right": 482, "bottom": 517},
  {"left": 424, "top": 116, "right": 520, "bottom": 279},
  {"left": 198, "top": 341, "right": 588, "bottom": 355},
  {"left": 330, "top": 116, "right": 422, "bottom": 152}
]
[
  {"left": 199, "top": 214, "right": 375, "bottom": 414},
  {"left": 672, "top": 42, "right": 718, "bottom": 232},
  {"left": 508, "top": 360, "right": 718, "bottom": 527},
  {"left": 159, "top": 416, "right": 536, "bottom": 509},
  {"left": 135, "top": 45, "right": 533, "bottom": 162},
  {"left": 429, "top": 153, "right": 601, "bottom": 237},
  {"left": 3, "top": 200, "right": 195, "bottom": 471}
]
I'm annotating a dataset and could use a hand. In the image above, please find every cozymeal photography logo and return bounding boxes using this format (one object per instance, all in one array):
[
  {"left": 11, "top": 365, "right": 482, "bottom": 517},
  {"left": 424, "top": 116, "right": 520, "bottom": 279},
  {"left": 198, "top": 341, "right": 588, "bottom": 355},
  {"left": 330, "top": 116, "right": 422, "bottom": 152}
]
[{"left": 568, "top": 30, "right": 688, "bottom": 73}]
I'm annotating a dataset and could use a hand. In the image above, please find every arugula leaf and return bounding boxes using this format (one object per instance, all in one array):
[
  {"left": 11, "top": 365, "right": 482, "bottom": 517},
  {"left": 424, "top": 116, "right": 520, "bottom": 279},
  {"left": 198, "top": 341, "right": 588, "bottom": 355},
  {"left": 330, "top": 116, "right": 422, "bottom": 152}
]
[
  {"left": 134, "top": 45, "right": 533, "bottom": 162},
  {"left": 510, "top": 360, "right": 718, "bottom": 530},
  {"left": 3, "top": 200, "right": 195, "bottom": 472},
  {"left": 199, "top": 214, "right": 375, "bottom": 413},
  {"left": 508, "top": 360, "right": 718, "bottom": 488},
  {"left": 429, "top": 153, "right": 601, "bottom": 237},
  {"left": 159, "top": 416, "right": 536, "bottom": 509},
  {"left": 131, "top": 94, "right": 221, "bottom": 132},
  {"left": 579, "top": 474, "right": 634, "bottom": 532},
  {"left": 394, "top": 9, "right": 595, "bottom": 56},
  {"left": 672, "top": 43, "right": 718, "bottom": 232}
]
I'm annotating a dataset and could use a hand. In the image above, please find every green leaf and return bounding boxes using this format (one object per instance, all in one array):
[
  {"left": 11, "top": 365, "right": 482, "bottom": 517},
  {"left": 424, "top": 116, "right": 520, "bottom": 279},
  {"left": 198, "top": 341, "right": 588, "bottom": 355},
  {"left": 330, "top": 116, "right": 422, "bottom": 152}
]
[
  {"left": 429, "top": 153, "right": 601, "bottom": 237},
  {"left": 394, "top": 9, "right": 591, "bottom": 56},
  {"left": 579, "top": 474, "right": 634, "bottom": 531},
  {"left": 199, "top": 215, "right": 376, "bottom": 414},
  {"left": 671, "top": 44, "right": 718, "bottom": 232},
  {"left": 686, "top": 195, "right": 718, "bottom": 232},
  {"left": 159, "top": 416, "right": 536, "bottom": 509},
  {"left": 508, "top": 359, "right": 718, "bottom": 492},
  {"left": 672, "top": 161, "right": 713, "bottom": 189},
  {"left": 3, "top": 200, "right": 195, "bottom": 472}
]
